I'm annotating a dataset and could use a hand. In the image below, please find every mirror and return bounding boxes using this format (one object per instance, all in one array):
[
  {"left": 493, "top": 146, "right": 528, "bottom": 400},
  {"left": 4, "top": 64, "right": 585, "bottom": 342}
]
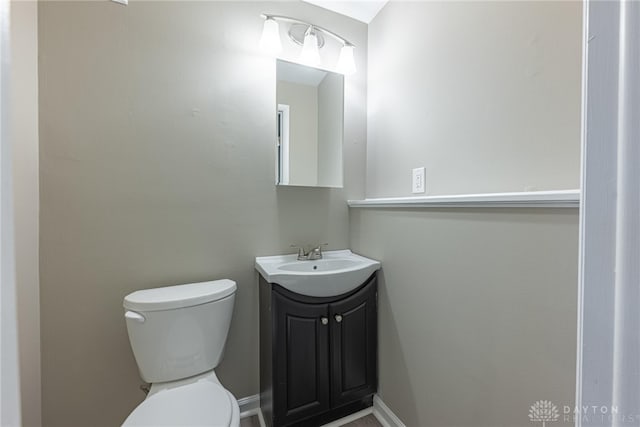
[{"left": 276, "top": 60, "right": 344, "bottom": 188}]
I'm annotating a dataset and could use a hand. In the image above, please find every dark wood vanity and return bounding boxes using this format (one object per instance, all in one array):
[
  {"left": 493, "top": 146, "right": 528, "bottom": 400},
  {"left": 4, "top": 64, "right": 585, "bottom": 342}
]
[{"left": 259, "top": 273, "right": 378, "bottom": 427}]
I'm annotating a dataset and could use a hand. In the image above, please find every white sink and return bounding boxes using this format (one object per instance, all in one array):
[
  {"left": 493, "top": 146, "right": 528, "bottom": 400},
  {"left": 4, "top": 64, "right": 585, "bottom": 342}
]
[{"left": 255, "top": 250, "right": 381, "bottom": 297}]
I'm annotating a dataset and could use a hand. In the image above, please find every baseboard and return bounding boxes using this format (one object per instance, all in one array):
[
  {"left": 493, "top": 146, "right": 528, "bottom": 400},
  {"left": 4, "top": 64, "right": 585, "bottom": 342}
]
[
  {"left": 237, "top": 393, "right": 266, "bottom": 427},
  {"left": 237, "top": 393, "right": 404, "bottom": 427},
  {"left": 320, "top": 407, "right": 373, "bottom": 427},
  {"left": 372, "top": 395, "right": 406, "bottom": 427},
  {"left": 238, "top": 393, "right": 260, "bottom": 417},
  {"left": 256, "top": 409, "right": 267, "bottom": 427}
]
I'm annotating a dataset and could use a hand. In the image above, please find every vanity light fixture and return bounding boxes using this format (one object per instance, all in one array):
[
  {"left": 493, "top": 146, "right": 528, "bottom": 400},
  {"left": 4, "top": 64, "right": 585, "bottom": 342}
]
[{"left": 259, "top": 14, "right": 357, "bottom": 75}]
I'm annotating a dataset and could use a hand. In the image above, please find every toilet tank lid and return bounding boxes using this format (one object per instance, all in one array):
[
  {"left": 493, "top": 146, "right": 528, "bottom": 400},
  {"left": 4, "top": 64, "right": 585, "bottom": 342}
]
[{"left": 123, "top": 279, "right": 236, "bottom": 312}]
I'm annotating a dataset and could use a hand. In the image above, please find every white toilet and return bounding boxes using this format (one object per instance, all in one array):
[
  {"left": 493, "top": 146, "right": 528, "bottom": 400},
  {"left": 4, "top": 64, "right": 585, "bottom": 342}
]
[{"left": 122, "top": 279, "right": 240, "bottom": 427}]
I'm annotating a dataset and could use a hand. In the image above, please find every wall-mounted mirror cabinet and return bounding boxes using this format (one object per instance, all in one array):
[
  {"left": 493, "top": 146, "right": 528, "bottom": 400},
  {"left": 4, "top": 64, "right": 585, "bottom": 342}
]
[{"left": 276, "top": 60, "right": 344, "bottom": 188}]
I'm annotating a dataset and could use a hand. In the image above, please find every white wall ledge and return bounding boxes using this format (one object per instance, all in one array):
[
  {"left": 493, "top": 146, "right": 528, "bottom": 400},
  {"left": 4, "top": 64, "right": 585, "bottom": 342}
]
[{"left": 348, "top": 189, "right": 580, "bottom": 209}]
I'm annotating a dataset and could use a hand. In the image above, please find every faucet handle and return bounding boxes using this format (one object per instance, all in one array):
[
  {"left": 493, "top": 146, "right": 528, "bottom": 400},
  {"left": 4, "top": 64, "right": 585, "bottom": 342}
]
[
  {"left": 308, "top": 243, "right": 328, "bottom": 259},
  {"left": 290, "top": 244, "right": 306, "bottom": 260}
]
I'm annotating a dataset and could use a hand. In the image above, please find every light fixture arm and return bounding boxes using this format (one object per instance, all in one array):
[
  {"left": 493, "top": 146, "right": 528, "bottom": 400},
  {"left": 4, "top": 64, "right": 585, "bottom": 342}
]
[{"left": 260, "top": 14, "right": 355, "bottom": 47}]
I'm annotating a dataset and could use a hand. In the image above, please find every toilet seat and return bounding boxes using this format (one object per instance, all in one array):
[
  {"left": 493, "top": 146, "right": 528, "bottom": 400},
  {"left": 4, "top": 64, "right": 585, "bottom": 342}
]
[{"left": 122, "top": 380, "right": 236, "bottom": 426}]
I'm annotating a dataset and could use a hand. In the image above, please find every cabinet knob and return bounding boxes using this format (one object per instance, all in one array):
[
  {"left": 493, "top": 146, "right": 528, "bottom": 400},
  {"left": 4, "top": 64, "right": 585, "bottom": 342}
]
[
  {"left": 321, "top": 317, "right": 329, "bottom": 325},
  {"left": 335, "top": 314, "right": 343, "bottom": 323}
]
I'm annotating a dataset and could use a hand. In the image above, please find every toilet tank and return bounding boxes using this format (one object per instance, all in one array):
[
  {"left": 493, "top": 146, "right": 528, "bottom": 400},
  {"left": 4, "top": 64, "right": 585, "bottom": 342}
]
[{"left": 123, "top": 280, "right": 236, "bottom": 383}]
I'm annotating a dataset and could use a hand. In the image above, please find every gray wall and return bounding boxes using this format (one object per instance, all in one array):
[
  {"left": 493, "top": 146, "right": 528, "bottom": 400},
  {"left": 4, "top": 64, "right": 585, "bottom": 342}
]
[
  {"left": 350, "top": 209, "right": 579, "bottom": 427},
  {"left": 10, "top": 1, "right": 41, "bottom": 425},
  {"left": 366, "top": 1, "right": 582, "bottom": 197},
  {"left": 38, "top": 2, "right": 366, "bottom": 426},
  {"left": 349, "top": 1, "right": 582, "bottom": 426}
]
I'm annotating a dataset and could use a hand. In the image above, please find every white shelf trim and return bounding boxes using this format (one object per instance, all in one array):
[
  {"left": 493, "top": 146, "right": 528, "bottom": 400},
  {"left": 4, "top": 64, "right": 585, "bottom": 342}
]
[{"left": 348, "top": 189, "right": 580, "bottom": 208}]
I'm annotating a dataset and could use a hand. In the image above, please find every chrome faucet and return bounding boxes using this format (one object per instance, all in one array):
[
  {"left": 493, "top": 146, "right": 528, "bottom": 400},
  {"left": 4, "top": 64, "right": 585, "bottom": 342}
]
[{"left": 291, "top": 244, "right": 328, "bottom": 261}]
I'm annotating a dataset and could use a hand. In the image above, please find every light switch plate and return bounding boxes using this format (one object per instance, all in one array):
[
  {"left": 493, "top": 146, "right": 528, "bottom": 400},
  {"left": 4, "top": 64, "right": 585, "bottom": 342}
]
[{"left": 412, "top": 167, "right": 425, "bottom": 194}]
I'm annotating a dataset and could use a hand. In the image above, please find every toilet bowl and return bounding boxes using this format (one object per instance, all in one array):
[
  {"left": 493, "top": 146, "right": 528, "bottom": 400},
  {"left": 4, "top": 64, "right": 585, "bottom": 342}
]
[
  {"left": 122, "top": 371, "right": 239, "bottom": 426},
  {"left": 122, "top": 280, "right": 239, "bottom": 427}
]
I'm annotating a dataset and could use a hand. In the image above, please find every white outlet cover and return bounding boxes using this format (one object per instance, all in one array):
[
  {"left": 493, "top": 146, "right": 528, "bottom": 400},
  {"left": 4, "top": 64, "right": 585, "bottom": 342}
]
[{"left": 412, "top": 167, "right": 425, "bottom": 194}]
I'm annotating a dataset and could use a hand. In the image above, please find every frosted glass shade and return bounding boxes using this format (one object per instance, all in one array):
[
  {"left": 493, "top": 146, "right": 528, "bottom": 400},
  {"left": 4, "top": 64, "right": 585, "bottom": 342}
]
[
  {"left": 259, "top": 18, "right": 282, "bottom": 55},
  {"left": 300, "top": 32, "right": 321, "bottom": 67},
  {"left": 336, "top": 45, "right": 356, "bottom": 75}
]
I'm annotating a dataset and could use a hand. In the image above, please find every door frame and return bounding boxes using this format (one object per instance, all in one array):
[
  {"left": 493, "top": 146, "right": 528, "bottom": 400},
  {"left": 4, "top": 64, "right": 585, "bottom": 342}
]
[
  {"left": 575, "top": 1, "right": 640, "bottom": 425},
  {"left": 276, "top": 104, "right": 290, "bottom": 185}
]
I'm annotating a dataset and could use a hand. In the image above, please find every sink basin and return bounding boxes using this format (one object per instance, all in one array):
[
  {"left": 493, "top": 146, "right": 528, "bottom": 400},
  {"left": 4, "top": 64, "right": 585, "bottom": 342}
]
[
  {"left": 255, "top": 250, "right": 381, "bottom": 297},
  {"left": 277, "top": 259, "right": 361, "bottom": 273}
]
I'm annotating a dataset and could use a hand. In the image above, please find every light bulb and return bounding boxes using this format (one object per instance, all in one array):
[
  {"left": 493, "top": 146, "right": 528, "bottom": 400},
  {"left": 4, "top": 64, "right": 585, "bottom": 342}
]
[
  {"left": 336, "top": 44, "right": 356, "bottom": 75},
  {"left": 300, "top": 30, "right": 321, "bottom": 67},
  {"left": 259, "top": 17, "right": 282, "bottom": 55}
]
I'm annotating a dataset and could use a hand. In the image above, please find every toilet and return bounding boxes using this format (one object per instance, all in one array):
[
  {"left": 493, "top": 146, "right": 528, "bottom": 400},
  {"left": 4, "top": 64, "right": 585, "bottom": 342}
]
[{"left": 122, "top": 279, "right": 240, "bottom": 427}]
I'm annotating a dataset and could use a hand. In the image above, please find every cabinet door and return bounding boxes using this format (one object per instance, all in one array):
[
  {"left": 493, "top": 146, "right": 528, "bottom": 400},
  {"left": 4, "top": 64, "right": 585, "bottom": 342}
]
[
  {"left": 272, "top": 291, "right": 330, "bottom": 426},
  {"left": 329, "top": 277, "right": 377, "bottom": 407}
]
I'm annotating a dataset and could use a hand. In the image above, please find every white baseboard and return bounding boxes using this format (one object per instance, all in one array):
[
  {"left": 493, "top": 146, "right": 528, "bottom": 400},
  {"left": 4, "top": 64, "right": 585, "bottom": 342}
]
[
  {"left": 256, "top": 409, "right": 267, "bottom": 427},
  {"left": 237, "top": 393, "right": 266, "bottom": 427},
  {"left": 237, "top": 393, "right": 404, "bottom": 427},
  {"left": 320, "top": 407, "right": 373, "bottom": 427},
  {"left": 238, "top": 394, "right": 260, "bottom": 417},
  {"left": 372, "top": 395, "right": 406, "bottom": 427}
]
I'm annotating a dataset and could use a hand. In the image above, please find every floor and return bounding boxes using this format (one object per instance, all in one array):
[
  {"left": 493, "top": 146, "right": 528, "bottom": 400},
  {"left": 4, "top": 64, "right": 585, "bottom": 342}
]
[
  {"left": 239, "top": 413, "right": 382, "bottom": 427},
  {"left": 336, "top": 414, "right": 382, "bottom": 427},
  {"left": 239, "top": 415, "right": 259, "bottom": 427}
]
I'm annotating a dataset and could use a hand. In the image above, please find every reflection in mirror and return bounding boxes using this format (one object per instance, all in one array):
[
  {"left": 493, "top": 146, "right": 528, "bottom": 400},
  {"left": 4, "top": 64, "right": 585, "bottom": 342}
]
[{"left": 276, "top": 60, "right": 344, "bottom": 188}]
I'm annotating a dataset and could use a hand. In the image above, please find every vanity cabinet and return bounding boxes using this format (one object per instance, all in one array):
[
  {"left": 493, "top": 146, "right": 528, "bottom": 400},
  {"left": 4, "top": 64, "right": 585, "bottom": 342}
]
[{"left": 259, "top": 274, "right": 377, "bottom": 427}]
